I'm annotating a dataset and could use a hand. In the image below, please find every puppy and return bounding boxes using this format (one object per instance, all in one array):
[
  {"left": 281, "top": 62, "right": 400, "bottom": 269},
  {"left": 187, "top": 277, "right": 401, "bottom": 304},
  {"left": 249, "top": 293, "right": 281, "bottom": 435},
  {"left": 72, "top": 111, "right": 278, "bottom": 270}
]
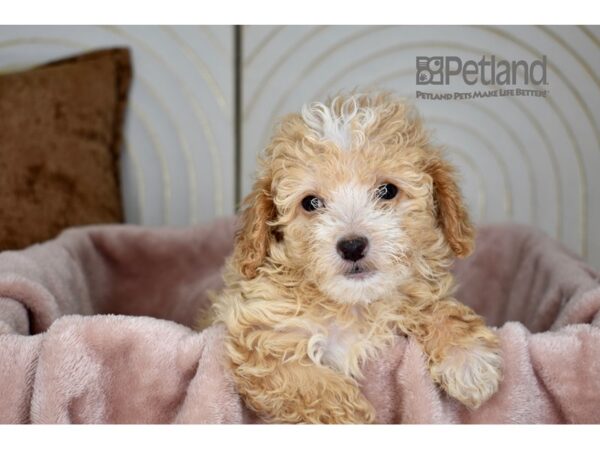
[{"left": 212, "top": 92, "right": 502, "bottom": 424}]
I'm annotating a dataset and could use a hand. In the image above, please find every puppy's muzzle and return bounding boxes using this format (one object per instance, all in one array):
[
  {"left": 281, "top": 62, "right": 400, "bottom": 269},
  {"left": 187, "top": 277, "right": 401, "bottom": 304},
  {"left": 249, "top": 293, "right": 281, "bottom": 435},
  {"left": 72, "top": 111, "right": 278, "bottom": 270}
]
[{"left": 336, "top": 235, "right": 369, "bottom": 262}]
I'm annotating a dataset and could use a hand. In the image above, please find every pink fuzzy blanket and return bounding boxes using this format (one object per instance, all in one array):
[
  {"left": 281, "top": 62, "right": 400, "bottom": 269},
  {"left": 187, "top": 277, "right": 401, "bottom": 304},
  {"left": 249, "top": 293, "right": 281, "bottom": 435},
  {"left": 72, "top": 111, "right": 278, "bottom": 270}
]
[{"left": 1, "top": 217, "right": 599, "bottom": 424}]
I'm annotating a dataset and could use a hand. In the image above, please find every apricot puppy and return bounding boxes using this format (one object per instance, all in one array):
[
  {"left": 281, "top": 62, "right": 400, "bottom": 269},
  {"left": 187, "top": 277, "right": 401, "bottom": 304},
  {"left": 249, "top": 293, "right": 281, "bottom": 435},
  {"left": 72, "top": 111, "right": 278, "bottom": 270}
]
[{"left": 213, "top": 92, "right": 502, "bottom": 423}]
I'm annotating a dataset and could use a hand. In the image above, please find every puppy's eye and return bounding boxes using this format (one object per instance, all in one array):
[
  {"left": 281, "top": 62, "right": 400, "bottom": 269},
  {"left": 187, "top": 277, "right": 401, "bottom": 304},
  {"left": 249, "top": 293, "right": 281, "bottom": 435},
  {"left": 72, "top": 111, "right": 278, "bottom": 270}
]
[
  {"left": 375, "top": 183, "right": 398, "bottom": 200},
  {"left": 301, "top": 195, "right": 325, "bottom": 212}
]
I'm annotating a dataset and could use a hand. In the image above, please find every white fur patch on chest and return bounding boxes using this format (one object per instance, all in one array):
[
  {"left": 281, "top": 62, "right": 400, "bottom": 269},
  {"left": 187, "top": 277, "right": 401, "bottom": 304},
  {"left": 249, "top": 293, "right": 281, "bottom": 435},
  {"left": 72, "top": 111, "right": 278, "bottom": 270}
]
[{"left": 307, "top": 323, "right": 361, "bottom": 375}]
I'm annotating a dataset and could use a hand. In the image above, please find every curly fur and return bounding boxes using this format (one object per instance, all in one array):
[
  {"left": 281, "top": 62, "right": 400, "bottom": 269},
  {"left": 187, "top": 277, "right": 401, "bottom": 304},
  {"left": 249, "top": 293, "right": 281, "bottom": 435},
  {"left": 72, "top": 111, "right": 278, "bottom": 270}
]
[{"left": 212, "top": 92, "right": 502, "bottom": 423}]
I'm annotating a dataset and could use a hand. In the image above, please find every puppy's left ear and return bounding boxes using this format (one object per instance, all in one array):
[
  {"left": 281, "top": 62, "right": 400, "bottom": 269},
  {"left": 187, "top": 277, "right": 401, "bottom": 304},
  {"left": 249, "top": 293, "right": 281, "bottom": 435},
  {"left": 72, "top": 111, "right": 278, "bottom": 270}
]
[
  {"left": 425, "top": 153, "right": 475, "bottom": 258},
  {"left": 232, "top": 172, "right": 277, "bottom": 279}
]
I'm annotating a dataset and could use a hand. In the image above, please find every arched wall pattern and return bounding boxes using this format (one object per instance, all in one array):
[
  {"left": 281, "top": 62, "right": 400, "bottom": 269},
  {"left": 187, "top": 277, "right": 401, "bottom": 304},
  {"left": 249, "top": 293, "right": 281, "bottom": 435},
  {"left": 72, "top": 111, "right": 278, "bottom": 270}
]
[
  {"left": 242, "top": 25, "right": 600, "bottom": 269},
  {"left": 0, "top": 25, "right": 235, "bottom": 226},
  {"left": 0, "top": 26, "right": 598, "bottom": 269}
]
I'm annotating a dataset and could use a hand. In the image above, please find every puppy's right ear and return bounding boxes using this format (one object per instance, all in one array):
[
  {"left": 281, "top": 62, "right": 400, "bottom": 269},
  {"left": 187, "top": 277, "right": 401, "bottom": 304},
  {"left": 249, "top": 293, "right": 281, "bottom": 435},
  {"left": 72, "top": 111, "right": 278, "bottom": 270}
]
[
  {"left": 425, "top": 152, "right": 475, "bottom": 258},
  {"left": 232, "top": 173, "right": 276, "bottom": 279}
]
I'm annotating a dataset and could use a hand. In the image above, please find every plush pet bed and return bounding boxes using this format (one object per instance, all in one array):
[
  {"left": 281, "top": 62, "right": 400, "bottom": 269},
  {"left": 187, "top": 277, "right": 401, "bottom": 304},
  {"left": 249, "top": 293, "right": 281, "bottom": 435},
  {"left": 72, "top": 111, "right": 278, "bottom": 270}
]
[{"left": 0, "top": 217, "right": 599, "bottom": 424}]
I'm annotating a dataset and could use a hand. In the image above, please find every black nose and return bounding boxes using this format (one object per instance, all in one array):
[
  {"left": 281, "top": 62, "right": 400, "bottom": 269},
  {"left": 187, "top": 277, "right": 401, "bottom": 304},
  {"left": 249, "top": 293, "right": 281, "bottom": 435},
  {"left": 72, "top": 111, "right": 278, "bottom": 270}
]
[{"left": 336, "top": 236, "right": 369, "bottom": 262}]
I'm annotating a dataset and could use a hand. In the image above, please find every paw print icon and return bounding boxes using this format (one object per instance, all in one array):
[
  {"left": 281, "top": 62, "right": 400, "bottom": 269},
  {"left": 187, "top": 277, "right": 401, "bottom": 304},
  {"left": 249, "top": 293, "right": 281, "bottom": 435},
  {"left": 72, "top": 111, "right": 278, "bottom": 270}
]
[{"left": 416, "top": 57, "right": 444, "bottom": 85}]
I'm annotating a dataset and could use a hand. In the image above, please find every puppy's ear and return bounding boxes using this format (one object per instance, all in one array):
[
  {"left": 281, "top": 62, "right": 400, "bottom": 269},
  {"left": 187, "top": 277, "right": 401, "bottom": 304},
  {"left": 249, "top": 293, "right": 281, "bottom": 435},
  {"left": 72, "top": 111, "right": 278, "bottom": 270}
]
[
  {"left": 425, "top": 153, "right": 475, "bottom": 258},
  {"left": 232, "top": 173, "right": 277, "bottom": 279}
]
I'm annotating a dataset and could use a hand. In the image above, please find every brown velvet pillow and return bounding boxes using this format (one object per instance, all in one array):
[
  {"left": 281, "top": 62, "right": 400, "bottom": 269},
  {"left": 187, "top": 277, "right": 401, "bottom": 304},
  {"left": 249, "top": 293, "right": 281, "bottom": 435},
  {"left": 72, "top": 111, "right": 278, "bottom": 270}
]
[{"left": 0, "top": 48, "right": 132, "bottom": 251}]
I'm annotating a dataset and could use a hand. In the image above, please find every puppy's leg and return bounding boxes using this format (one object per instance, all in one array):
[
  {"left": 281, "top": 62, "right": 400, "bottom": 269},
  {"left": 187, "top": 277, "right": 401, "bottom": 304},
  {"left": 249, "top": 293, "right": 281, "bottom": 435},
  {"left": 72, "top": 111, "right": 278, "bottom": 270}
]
[
  {"left": 228, "top": 338, "right": 375, "bottom": 423},
  {"left": 402, "top": 298, "right": 502, "bottom": 409}
]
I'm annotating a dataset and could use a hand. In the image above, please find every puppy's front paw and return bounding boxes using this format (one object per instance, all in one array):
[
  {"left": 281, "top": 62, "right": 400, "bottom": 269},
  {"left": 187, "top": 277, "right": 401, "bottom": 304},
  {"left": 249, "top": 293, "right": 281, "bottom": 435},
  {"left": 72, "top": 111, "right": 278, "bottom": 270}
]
[{"left": 431, "top": 339, "right": 502, "bottom": 409}]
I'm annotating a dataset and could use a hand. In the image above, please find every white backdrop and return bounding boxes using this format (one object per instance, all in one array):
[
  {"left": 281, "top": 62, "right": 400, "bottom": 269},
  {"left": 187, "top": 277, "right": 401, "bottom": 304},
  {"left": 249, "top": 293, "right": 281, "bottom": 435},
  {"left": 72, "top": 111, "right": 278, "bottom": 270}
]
[
  {"left": 243, "top": 25, "right": 600, "bottom": 268},
  {"left": 1, "top": 26, "right": 599, "bottom": 268}
]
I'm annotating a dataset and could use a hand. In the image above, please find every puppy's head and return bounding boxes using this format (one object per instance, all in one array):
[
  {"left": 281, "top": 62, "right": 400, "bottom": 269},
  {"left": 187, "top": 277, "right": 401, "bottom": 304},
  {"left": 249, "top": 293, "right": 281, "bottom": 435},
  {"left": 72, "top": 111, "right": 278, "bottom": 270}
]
[{"left": 233, "top": 93, "right": 474, "bottom": 304}]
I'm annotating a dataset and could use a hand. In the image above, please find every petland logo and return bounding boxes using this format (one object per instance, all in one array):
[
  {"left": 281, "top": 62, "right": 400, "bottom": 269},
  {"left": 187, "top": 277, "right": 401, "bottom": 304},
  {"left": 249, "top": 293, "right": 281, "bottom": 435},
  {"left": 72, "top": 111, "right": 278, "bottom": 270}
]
[{"left": 415, "top": 55, "right": 550, "bottom": 100}]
